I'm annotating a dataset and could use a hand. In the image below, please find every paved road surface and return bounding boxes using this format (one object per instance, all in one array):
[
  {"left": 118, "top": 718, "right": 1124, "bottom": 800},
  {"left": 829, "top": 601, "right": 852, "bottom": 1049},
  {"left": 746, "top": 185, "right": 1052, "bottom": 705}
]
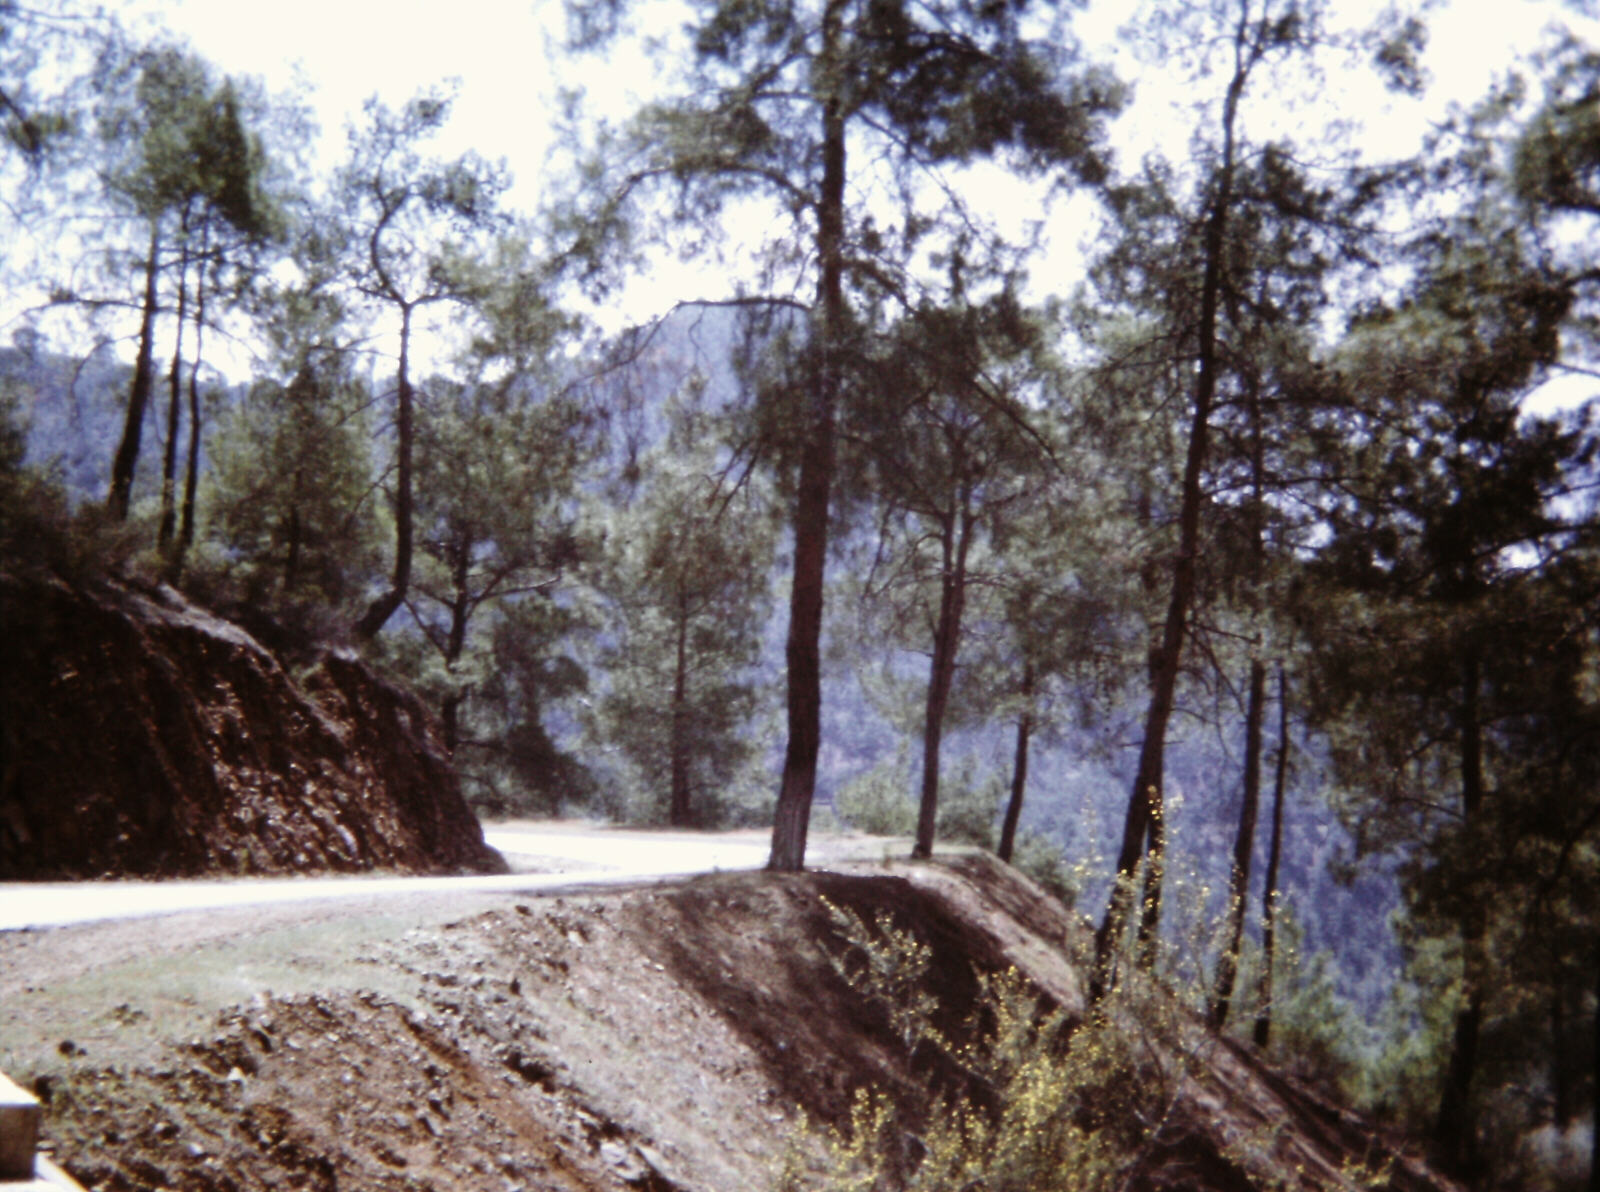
[{"left": 0, "top": 825, "right": 780, "bottom": 932}]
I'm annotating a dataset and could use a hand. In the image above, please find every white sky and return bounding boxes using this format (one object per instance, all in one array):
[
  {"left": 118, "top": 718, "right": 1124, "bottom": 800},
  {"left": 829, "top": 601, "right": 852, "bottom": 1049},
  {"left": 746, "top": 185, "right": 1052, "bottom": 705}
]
[
  {"left": 94, "top": 0, "right": 1600, "bottom": 394},
  {"left": 129, "top": 0, "right": 1596, "bottom": 282},
  {"left": 133, "top": 0, "right": 1597, "bottom": 182}
]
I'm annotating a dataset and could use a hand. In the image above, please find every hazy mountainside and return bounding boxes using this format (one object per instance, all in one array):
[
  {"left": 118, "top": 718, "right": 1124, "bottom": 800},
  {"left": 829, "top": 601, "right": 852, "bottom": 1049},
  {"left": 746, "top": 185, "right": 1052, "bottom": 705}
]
[
  {"left": 3, "top": 335, "right": 132, "bottom": 502},
  {"left": 0, "top": 565, "right": 505, "bottom": 879},
  {"left": 2, "top": 855, "right": 1459, "bottom": 1192}
]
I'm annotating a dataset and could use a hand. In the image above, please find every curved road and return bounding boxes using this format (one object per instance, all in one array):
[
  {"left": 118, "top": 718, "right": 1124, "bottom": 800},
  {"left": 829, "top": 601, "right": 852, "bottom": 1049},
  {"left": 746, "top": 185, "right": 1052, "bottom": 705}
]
[{"left": 0, "top": 825, "right": 787, "bottom": 933}]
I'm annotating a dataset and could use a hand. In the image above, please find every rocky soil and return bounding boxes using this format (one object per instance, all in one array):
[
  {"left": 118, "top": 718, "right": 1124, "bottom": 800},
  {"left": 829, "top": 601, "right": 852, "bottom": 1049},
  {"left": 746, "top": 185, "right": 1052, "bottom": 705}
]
[
  {"left": 0, "top": 568, "right": 504, "bottom": 879},
  {"left": 0, "top": 854, "right": 1459, "bottom": 1192}
]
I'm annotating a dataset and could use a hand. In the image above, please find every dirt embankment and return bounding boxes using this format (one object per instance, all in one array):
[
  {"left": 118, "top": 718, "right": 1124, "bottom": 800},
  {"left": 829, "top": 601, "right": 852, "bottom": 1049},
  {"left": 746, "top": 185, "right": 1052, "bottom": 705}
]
[
  {"left": 2, "top": 855, "right": 1458, "bottom": 1192},
  {"left": 0, "top": 569, "right": 504, "bottom": 879}
]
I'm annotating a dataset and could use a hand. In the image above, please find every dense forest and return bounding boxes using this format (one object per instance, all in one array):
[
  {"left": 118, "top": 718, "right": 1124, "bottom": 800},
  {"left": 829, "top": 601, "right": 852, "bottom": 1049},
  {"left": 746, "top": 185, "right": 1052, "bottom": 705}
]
[{"left": 1, "top": 0, "right": 1596, "bottom": 1187}]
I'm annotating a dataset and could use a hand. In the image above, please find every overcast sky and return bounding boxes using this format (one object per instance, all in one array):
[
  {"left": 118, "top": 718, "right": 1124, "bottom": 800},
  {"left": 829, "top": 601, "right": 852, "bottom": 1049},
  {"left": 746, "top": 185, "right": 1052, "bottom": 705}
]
[
  {"left": 104, "top": 0, "right": 1600, "bottom": 402},
  {"left": 133, "top": 0, "right": 1596, "bottom": 177}
]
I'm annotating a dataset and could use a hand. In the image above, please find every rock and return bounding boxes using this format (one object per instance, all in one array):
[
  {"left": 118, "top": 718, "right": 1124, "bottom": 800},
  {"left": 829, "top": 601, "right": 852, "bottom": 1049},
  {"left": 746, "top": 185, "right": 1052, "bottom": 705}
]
[
  {"left": 0, "top": 570, "right": 506, "bottom": 879},
  {"left": 599, "top": 1140, "right": 645, "bottom": 1180}
]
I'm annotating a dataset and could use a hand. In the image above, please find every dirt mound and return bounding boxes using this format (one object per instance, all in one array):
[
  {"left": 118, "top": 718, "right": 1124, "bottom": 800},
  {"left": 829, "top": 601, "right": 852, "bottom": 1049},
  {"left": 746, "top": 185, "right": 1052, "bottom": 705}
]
[
  {"left": 9, "top": 856, "right": 1459, "bottom": 1191},
  {"left": 0, "top": 568, "right": 505, "bottom": 878}
]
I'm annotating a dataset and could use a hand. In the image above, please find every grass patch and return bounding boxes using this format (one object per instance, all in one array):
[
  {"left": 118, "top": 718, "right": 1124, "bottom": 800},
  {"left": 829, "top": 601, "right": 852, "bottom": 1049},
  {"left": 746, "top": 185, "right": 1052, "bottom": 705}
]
[{"left": 0, "top": 914, "right": 428, "bottom": 1082}]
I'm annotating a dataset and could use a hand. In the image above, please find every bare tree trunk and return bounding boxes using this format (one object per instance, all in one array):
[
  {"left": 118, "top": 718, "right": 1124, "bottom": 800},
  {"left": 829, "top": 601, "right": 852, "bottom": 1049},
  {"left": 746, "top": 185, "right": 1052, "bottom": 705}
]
[
  {"left": 1211, "top": 657, "right": 1266, "bottom": 1028},
  {"left": 172, "top": 219, "right": 211, "bottom": 579},
  {"left": 1588, "top": 956, "right": 1599, "bottom": 1192},
  {"left": 670, "top": 600, "right": 692, "bottom": 827},
  {"left": 441, "top": 542, "right": 472, "bottom": 755},
  {"left": 109, "top": 223, "right": 162, "bottom": 521},
  {"left": 997, "top": 661, "right": 1035, "bottom": 864},
  {"left": 357, "top": 304, "right": 416, "bottom": 639},
  {"left": 1094, "top": 70, "right": 1241, "bottom": 995},
  {"left": 769, "top": 5, "right": 845, "bottom": 871},
  {"left": 913, "top": 498, "right": 973, "bottom": 860},
  {"left": 158, "top": 221, "right": 190, "bottom": 549},
  {"left": 1552, "top": 990, "right": 1572, "bottom": 1130},
  {"left": 1434, "top": 651, "right": 1486, "bottom": 1181},
  {"left": 1253, "top": 664, "right": 1290, "bottom": 1048},
  {"left": 283, "top": 503, "right": 303, "bottom": 592}
]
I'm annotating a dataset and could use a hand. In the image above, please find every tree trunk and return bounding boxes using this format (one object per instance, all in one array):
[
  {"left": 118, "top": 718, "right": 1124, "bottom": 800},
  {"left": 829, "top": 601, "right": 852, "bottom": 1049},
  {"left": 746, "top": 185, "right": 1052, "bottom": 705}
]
[
  {"left": 283, "top": 503, "right": 303, "bottom": 592},
  {"left": 441, "top": 541, "right": 472, "bottom": 756},
  {"left": 913, "top": 498, "right": 973, "bottom": 860},
  {"left": 1253, "top": 664, "right": 1290, "bottom": 1048},
  {"left": 109, "top": 223, "right": 162, "bottom": 521},
  {"left": 1211, "top": 656, "right": 1266, "bottom": 1028},
  {"left": 670, "top": 598, "right": 692, "bottom": 827},
  {"left": 1588, "top": 956, "right": 1598, "bottom": 1192},
  {"left": 356, "top": 304, "right": 416, "bottom": 639},
  {"left": 158, "top": 225, "right": 190, "bottom": 549},
  {"left": 1552, "top": 990, "right": 1572, "bottom": 1130},
  {"left": 1434, "top": 650, "right": 1486, "bottom": 1180},
  {"left": 1093, "top": 54, "right": 1243, "bottom": 995},
  {"left": 997, "top": 660, "right": 1036, "bottom": 864},
  {"left": 769, "top": 5, "right": 846, "bottom": 872},
  {"left": 172, "top": 219, "right": 211, "bottom": 579}
]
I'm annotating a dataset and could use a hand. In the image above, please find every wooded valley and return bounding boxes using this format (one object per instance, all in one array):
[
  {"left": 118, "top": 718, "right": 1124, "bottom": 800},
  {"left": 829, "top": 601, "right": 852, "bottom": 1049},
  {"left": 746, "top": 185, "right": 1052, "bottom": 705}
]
[{"left": 1, "top": 0, "right": 1596, "bottom": 1187}]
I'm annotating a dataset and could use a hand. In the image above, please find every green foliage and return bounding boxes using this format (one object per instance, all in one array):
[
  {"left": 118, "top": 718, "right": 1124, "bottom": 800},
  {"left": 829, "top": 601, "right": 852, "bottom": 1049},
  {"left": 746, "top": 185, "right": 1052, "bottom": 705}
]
[
  {"left": 787, "top": 902, "right": 1193, "bottom": 1192},
  {"left": 930, "top": 756, "right": 1003, "bottom": 850},
  {"left": 822, "top": 899, "right": 939, "bottom": 1053},
  {"left": 472, "top": 596, "right": 596, "bottom": 817},
  {"left": 203, "top": 365, "right": 380, "bottom": 610},
  {"left": 0, "top": 379, "right": 151, "bottom": 580},
  {"left": 1250, "top": 907, "right": 1372, "bottom": 1104},
  {"left": 834, "top": 751, "right": 1006, "bottom": 849},
  {"left": 1008, "top": 830, "right": 1081, "bottom": 909},
  {"left": 835, "top": 750, "right": 917, "bottom": 837},
  {"left": 586, "top": 394, "right": 778, "bottom": 827}
]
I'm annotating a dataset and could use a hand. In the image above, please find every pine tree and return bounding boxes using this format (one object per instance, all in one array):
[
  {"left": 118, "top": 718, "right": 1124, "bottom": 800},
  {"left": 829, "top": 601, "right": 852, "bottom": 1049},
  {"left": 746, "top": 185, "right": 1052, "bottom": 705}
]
[
  {"left": 589, "top": 395, "right": 777, "bottom": 827},
  {"left": 329, "top": 88, "right": 509, "bottom": 640},
  {"left": 570, "top": 0, "right": 1120, "bottom": 868},
  {"left": 1301, "top": 203, "right": 1592, "bottom": 1178}
]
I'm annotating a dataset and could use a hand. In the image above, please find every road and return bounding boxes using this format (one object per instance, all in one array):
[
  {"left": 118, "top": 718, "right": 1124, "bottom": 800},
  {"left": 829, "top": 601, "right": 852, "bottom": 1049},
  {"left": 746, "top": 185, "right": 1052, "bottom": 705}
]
[{"left": 0, "top": 824, "right": 785, "bottom": 933}]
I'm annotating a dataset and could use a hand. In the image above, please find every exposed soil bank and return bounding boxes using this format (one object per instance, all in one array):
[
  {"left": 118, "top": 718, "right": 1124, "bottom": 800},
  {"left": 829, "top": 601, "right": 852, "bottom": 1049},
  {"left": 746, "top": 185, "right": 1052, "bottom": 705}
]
[
  {"left": 1, "top": 856, "right": 1457, "bottom": 1192},
  {"left": 0, "top": 568, "right": 504, "bottom": 879}
]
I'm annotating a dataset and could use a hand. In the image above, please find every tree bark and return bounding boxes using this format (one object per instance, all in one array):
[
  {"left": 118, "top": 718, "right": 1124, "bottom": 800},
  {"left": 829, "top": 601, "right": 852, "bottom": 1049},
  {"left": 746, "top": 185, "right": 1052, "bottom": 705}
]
[
  {"left": 158, "top": 223, "right": 190, "bottom": 550},
  {"left": 913, "top": 497, "right": 974, "bottom": 860},
  {"left": 1551, "top": 990, "right": 1572, "bottom": 1130},
  {"left": 1211, "top": 657, "right": 1266, "bottom": 1028},
  {"left": 1093, "top": 45, "right": 1244, "bottom": 996},
  {"left": 1253, "top": 664, "right": 1290, "bottom": 1048},
  {"left": 670, "top": 597, "right": 692, "bottom": 827},
  {"left": 356, "top": 303, "right": 417, "bottom": 639},
  {"left": 109, "top": 223, "right": 162, "bottom": 521},
  {"left": 283, "top": 503, "right": 303, "bottom": 592},
  {"left": 769, "top": 4, "right": 846, "bottom": 872},
  {"left": 441, "top": 541, "right": 472, "bottom": 755},
  {"left": 997, "top": 660, "right": 1035, "bottom": 864},
  {"left": 1434, "top": 650, "right": 1486, "bottom": 1180},
  {"left": 172, "top": 219, "right": 211, "bottom": 579},
  {"left": 1588, "top": 956, "right": 1599, "bottom": 1192}
]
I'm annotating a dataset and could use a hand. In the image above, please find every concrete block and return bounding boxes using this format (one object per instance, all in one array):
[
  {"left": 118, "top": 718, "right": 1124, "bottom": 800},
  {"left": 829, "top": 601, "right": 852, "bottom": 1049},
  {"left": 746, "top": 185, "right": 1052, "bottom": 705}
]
[
  {"left": 26, "top": 1153, "right": 88, "bottom": 1190},
  {"left": 0, "top": 1071, "right": 40, "bottom": 1180}
]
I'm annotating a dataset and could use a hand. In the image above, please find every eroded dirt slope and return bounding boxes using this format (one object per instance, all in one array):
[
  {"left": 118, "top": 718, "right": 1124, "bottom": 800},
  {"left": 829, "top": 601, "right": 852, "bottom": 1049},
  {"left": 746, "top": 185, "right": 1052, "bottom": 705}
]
[
  {"left": 2, "top": 856, "right": 1458, "bottom": 1192},
  {"left": 0, "top": 568, "right": 504, "bottom": 879}
]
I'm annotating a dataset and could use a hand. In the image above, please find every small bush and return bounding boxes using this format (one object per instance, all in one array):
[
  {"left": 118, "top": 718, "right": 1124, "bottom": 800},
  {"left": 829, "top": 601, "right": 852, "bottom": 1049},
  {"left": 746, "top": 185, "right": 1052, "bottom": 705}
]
[
  {"left": 933, "top": 756, "right": 1002, "bottom": 849},
  {"left": 836, "top": 750, "right": 917, "bottom": 837},
  {"left": 1009, "top": 830, "right": 1081, "bottom": 909},
  {"left": 786, "top": 901, "right": 1198, "bottom": 1192}
]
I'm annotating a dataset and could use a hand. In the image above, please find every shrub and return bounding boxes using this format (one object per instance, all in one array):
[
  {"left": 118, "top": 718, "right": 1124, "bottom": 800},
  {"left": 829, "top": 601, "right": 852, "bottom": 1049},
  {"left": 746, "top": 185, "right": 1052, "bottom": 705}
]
[
  {"left": 784, "top": 900, "right": 1197, "bottom": 1192},
  {"left": 836, "top": 750, "right": 917, "bottom": 837}
]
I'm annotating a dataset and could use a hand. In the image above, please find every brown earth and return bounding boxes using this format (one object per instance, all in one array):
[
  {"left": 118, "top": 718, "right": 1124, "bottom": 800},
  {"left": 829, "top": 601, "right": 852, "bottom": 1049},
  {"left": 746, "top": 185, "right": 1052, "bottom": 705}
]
[
  {"left": 0, "top": 568, "right": 504, "bottom": 879},
  {"left": 0, "top": 854, "right": 1459, "bottom": 1192}
]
